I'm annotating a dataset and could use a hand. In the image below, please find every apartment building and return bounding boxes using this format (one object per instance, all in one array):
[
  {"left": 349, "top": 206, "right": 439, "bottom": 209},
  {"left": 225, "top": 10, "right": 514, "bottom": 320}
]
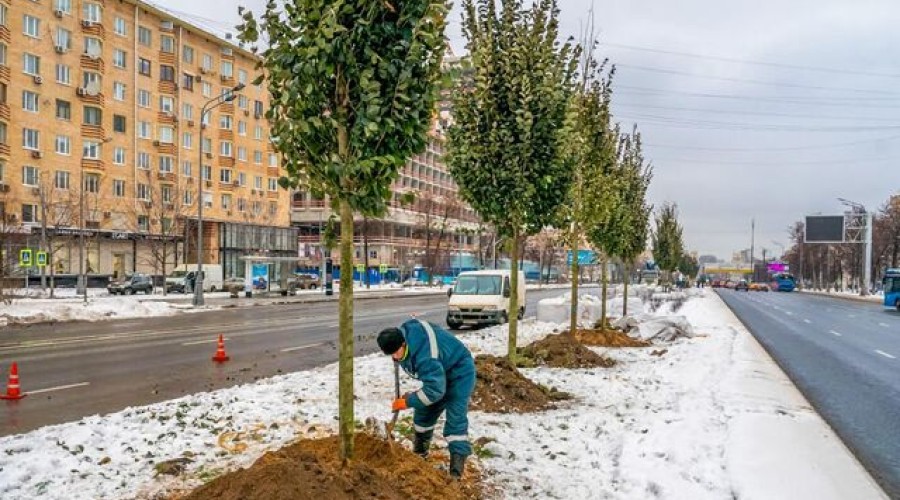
[
  {"left": 0, "top": 0, "right": 295, "bottom": 281},
  {"left": 291, "top": 128, "right": 483, "bottom": 281}
]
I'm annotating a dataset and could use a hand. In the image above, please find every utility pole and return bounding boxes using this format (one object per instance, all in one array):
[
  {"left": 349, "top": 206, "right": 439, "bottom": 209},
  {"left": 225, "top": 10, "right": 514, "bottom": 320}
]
[{"left": 750, "top": 217, "right": 755, "bottom": 279}]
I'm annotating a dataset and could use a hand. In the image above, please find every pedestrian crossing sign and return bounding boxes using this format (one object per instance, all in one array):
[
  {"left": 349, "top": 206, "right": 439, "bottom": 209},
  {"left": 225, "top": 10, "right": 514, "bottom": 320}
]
[
  {"left": 379, "top": 263, "right": 388, "bottom": 274},
  {"left": 19, "top": 249, "right": 33, "bottom": 267},
  {"left": 36, "top": 251, "right": 48, "bottom": 267}
]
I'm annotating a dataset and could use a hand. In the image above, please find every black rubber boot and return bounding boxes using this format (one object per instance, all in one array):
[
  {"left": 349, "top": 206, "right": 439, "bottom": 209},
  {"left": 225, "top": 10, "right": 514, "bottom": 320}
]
[
  {"left": 413, "top": 432, "right": 431, "bottom": 458},
  {"left": 449, "top": 453, "right": 466, "bottom": 479}
]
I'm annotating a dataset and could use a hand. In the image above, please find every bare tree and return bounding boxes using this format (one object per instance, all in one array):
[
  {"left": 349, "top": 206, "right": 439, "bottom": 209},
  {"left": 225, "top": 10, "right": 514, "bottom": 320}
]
[
  {"left": 37, "top": 171, "right": 79, "bottom": 297},
  {"left": 415, "top": 190, "right": 462, "bottom": 285}
]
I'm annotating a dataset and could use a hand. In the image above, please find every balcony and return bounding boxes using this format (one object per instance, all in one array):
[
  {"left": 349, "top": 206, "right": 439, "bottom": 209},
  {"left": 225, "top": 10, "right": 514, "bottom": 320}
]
[
  {"left": 82, "top": 158, "right": 104, "bottom": 171},
  {"left": 156, "top": 111, "right": 177, "bottom": 125},
  {"left": 0, "top": 24, "right": 10, "bottom": 45},
  {"left": 0, "top": 102, "right": 9, "bottom": 121},
  {"left": 266, "top": 191, "right": 279, "bottom": 199},
  {"left": 0, "top": 65, "right": 9, "bottom": 82},
  {"left": 80, "top": 54, "right": 105, "bottom": 73},
  {"left": 81, "top": 124, "right": 105, "bottom": 140},
  {"left": 220, "top": 102, "right": 234, "bottom": 115},
  {"left": 219, "top": 181, "right": 235, "bottom": 192},
  {"left": 0, "top": 142, "right": 9, "bottom": 157},
  {"left": 76, "top": 90, "right": 105, "bottom": 107},
  {"left": 219, "top": 129, "right": 234, "bottom": 141},
  {"left": 159, "top": 51, "right": 176, "bottom": 67},
  {"left": 266, "top": 167, "right": 279, "bottom": 177},
  {"left": 158, "top": 80, "right": 177, "bottom": 95},
  {"left": 218, "top": 156, "right": 235, "bottom": 168},
  {"left": 156, "top": 142, "right": 176, "bottom": 155},
  {"left": 292, "top": 199, "right": 328, "bottom": 209},
  {"left": 80, "top": 21, "right": 106, "bottom": 39}
]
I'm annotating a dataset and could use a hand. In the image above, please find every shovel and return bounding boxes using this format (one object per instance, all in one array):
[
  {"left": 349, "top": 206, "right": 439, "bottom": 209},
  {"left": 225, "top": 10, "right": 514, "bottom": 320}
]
[{"left": 384, "top": 360, "right": 400, "bottom": 446}]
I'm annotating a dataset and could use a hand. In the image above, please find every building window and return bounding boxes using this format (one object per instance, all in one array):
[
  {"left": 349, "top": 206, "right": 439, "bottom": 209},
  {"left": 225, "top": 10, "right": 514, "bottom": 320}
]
[
  {"left": 254, "top": 100, "right": 264, "bottom": 117},
  {"left": 113, "top": 147, "right": 126, "bottom": 165},
  {"left": 237, "top": 146, "right": 247, "bottom": 161},
  {"left": 182, "top": 73, "right": 194, "bottom": 91},
  {"left": 55, "top": 0, "right": 73, "bottom": 14},
  {"left": 220, "top": 61, "right": 233, "bottom": 78},
  {"left": 22, "top": 90, "right": 39, "bottom": 113},
  {"left": 83, "top": 173, "right": 100, "bottom": 193},
  {"left": 238, "top": 95, "right": 249, "bottom": 110},
  {"left": 203, "top": 192, "right": 213, "bottom": 209},
  {"left": 54, "top": 170, "right": 70, "bottom": 190},
  {"left": 159, "top": 155, "right": 173, "bottom": 173},
  {"left": 0, "top": 5, "right": 6, "bottom": 27},
  {"left": 137, "top": 89, "right": 151, "bottom": 108},
  {"left": 219, "top": 168, "right": 232, "bottom": 184},
  {"left": 138, "top": 121, "right": 151, "bottom": 139},
  {"left": 238, "top": 172, "right": 246, "bottom": 186},
  {"left": 23, "top": 15, "right": 40, "bottom": 38},
  {"left": 83, "top": 37, "right": 102, "bottom": 57},
  {"left": 137, "top": 183, "right": 150, "bottom": 201},
  {"left": 202, "top": 165, "right": 212, "bottom": 181},
  {"left": 269, "top": 202, "right": 278, "bottom": 215},
  {"left": 138, "top": 26, "right": 152, "bottom": 47},
  {"left": 201, "top": 137, "right": 212, "bottom": 153},
  {"left": 56, "top": 64, "right": 70, "bottom": 85},
  {"left": 83, "top": 106, "right": 102, "bottom": 126},
  {"left": 82, "top": 3, "right": 102, "bottom": 24},
  {"left": 82, "top": 72, "right": 101, "bottom": 90},
  {"left": 113, "top": 49, "right": 127, "bottom": 69},
  {"left": 182, "top": 45, "right": 194, "bottom": 64},
  {"left": 182, "top": 103, "right": 193, "bottom": 120},
  {"left": 160, "top": 35, "right": 175, "bottom": 54},
  {"left": 182, "top": 132, "right": 192, "bottom": 149},
  {"left": 113, "top": 81, "right": 126, "bottom": 101},
  {"left": 23, "top": 53, "right": 40, "bottom": 76},
  {"left": 0, "top": 43, "right": 6, "bottom": 65},
  {"left": 254, "top": 175, "right": 263, "bottom": 189},
  {"left": 238, "top": 121, "right": 247, "bottom": 136},
  {"left": 220, "top": 141, "right": 233, "bottom": 157},
  {"left": 202, "top": 53, "right": 212, "bottom": 71},
  {"left": 219, "top": 115, "right": 232, "bottom": 130},
  {"left": 237, "top": 197, "right": 246, "bottom": 212},
  {"left": 114, "top": 17, "right": 127, "bottom": 36},
  {"left": 23, "top": 128, "right": 40, "bottom": 150},
  {"left": 137, "top": 152, "right": 150, "bottom": 169},
  {"left": 183, "top": 190, "right": 193, "bottom": 206},
  {"left": 159, "top": 95, "right": 174, "bottom": 113},
  {"left": 82, "top": 140, "right": 101, "bottom": 159},
  {"left": 181, "top": 161, "right": 192, "bottom": 177},
  {"left": 269, "top": 153, "right": 278, "bottom": 167},
  {"left": 161, "top": 186, "right": 172, "bottom": 204},
  {"left": 0, "top": 123, "right": 5, "bottom": 146},
  {"left": 201, "top": 82, "right": 212, "bottom": 98},
  {"left": 113, "top": 114, "right": 126, "bottom": 133},
  {"left": 113, "top": 179, "right": 125, "bottom": 197},
  {"left": 138, "top": 58, "right": 151, "bottom": 76},
  {"left": 54, "top": 28, "right": 72, "bottom": 51},
  {"left": 160, "top": 65, "right": 174, "bottom": 82},
  {"left": 221, "top": 193, "right": 232, "bottom": 210},
  {"left": 22, "top": 166, "right": 39, "bottom": 187},
  {"left": 238, "top": 69, "right": 247, "bottom": 84},
  {"left": 254, "top": 125, "right": 264, "bottom": 140},
  {"left": 55, "top": 135, "right": 70, "bottom": 155},
  {"left": 268, "top": 178, "right": 278, "bottom": 191},
  {"left": 137, "top": 215, "right": 149, "bottom": 231},
  {"left": 253, "top": 150, "right": 263, "bottom": 164},
  {"left": 158, "top": 126, "right": 174, "bottom": 143},
  {"left": 22, "top": 204, "right": 39, "bottom": 224}
]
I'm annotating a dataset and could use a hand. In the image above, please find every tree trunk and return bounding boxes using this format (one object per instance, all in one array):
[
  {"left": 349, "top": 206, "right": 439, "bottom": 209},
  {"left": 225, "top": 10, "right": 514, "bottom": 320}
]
[
  {"left": 363, "top": 217, "right": 370, "bottom": 289},
  {"left": 507, "top": 230, "right": 520, "bottom": 361},
  {"left": 623, "top": 259, "right": 630, "bottom": 316},
  {"left": 600, "top": 256, "right": 608, "bottom": 329},
  {"left": 338, "top": 198, "right": 355, "bottom": 462},
  {"left": 569, "top": 235, "right": 578, "bottom": 336}
]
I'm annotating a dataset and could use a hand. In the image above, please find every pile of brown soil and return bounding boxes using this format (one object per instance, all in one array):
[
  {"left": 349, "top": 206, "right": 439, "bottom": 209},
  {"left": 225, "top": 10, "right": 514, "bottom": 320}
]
[
  {"left": 575, "top": 328, "right": 651, "bottom": 348},
  {"left": 180, "top": 433, "right": 480, "bottom": 500},
  {"left": 517, "top": 333, "right": 617, "bottom": 369},
  {"left": 470, "top": 355, "right": 570, "bottom": 413}
]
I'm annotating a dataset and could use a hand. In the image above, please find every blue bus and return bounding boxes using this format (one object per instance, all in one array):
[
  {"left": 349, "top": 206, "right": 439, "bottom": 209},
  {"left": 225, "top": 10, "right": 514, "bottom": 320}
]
[
  {"left": 770, "top": 273, "right": 796, "bottom": 292},
  {"left": 882, "top": 268, "right": 900, "bottom": 311}
]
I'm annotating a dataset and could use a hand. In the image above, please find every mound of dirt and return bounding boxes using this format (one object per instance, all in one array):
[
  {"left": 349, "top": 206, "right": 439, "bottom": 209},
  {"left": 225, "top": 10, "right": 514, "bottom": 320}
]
[
  {"left": 517, "top": 333, "right": 617, "bottom": 368},
  {"left": 575, "top": 328, "right": 651, "bottom": 348},
  {"left": 470, "top": 355, "right": 570, "bottom": 413},
  {"left": 180, "top": 433, "right": 480, "bottom": 500}
]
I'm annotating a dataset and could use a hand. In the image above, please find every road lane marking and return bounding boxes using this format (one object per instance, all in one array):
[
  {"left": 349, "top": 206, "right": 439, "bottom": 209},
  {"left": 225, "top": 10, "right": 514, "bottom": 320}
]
[
  {"left": 28, "top": 382, "right": 90, "bottom": 395},
  {"left": 875, "top": 350, "right": 896, "bottom": 359},
  {"left": 785, "top": 311, "right": 794, "bottom": 316},
  {"left": 281, "top": 342, "right": 326, "bottom": 353},
  {"left": 181, "top": 338, "right": 229, "bottom": 346},
  {"left": 879, "top": 322, "right": 890, "bottom": 328},
  {"left": 803, "top": 319, "right": 812, "bottom": 324},
  {"left": 830, "top": 330, "right": 843, "bottom": 337}
]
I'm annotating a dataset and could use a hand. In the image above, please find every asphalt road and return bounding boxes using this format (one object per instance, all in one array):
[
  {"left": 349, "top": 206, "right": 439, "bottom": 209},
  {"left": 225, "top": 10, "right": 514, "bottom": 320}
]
[
  {"left": 717, "top": 289, "right": 900, "bottom": 499},
  {"left": 0, "top": 287, "right": 579, "bottom": 437}
]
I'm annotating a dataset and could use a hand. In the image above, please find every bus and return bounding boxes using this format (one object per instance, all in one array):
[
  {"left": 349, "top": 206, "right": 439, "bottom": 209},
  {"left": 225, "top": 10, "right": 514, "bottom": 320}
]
[
  {"left": 882, "top": 268, "right": 900, "bottom": 311},
  {"left": 770, "top": 273, "right": 796, "bottom": 292}
]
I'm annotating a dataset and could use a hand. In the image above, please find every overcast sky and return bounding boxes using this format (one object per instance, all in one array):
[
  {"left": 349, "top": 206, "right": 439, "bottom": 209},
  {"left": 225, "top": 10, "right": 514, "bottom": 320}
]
[{"left": 152, "top": 0, "right": 900, "bottom": 261}]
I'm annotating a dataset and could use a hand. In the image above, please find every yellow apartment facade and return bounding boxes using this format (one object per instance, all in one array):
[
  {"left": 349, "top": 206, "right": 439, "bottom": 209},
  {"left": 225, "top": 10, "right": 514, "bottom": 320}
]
[{"left": 0, "top": 0, "right": 295, "bottom": 283}]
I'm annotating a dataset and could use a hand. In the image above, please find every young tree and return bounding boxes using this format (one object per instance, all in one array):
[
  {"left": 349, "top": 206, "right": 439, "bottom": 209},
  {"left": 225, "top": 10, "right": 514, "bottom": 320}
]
[
  {"left": 239, "top": 0, "right": 448, "bottom": 460},
  {"left": 652, "top": 202, "right": 684, "bottom": 288},
  {"left": 36, "top": 172, "right": 80, "bottom": 297},
  {"left": 448, "top": 0, "right": 578, "bottom": 358}
]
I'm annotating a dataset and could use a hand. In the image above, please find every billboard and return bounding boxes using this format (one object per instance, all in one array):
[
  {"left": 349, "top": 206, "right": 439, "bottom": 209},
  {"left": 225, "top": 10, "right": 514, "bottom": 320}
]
[
  {"left": 805, "top": 215, "right": 844, "bottom": 243},
  {"left": 567, "top": 249, "right": 597, "bottom": 266}
]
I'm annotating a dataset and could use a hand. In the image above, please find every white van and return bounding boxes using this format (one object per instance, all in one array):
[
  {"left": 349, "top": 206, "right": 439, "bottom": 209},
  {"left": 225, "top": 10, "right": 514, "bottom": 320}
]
[
  {"left": 446, "top": 269, "right": 526, "bottom": 328},
  {"left": 165, "top": 264, "right": 224, "bottom": 293}
]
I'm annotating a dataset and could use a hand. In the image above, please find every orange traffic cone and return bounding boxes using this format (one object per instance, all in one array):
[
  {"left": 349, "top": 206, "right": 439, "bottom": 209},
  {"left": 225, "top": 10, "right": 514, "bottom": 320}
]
[
  {"left": 212, "top": 334, "right": 230, "bottom": 363},
  {"left": 0, "top": 362, "right": 26, "bottom": 400}
]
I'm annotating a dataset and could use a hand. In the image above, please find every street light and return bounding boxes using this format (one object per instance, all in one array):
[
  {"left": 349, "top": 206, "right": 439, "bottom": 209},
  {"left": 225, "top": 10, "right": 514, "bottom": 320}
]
[
  {"left": 838, "top": 197, "right": 873, "bottom": 296},
  {"left": 193, "top": 83, "right": 245, "bottom": 307}
]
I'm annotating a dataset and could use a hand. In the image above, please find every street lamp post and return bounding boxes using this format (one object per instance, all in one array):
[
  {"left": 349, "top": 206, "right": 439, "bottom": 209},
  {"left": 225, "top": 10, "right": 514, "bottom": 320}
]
[
  {"left": 193, "top": 84, "right": 245, "bottom": 307},
  {"left": 838, "top": 197, "right": 873, "bottom": 296}
]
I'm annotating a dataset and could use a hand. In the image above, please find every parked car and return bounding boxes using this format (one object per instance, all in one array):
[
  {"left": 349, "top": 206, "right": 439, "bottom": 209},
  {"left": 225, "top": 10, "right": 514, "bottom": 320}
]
[
  {"left": 282, "top": 273, "right": 319, "bottom": 296},
  {"left": 735, "top": 279, "right": 750, "bottom": 292},
  {"left": 108, "top": 274, "right": 154, "bottom": 295},
  {"left": 749, "top": 282, "right": 770, "bottom": 292},
  {"left": 224, "top": 277, "right": 246, "bottom": 298}
]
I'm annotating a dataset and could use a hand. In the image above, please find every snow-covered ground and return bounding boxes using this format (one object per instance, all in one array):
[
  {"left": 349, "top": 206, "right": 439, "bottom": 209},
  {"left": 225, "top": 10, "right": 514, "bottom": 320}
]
[
  {"left": 800, "top": 288, "right": 884, "bottom": 304},
  {"left": 0, "top": 290, "right": 884, "bottom": 499}
]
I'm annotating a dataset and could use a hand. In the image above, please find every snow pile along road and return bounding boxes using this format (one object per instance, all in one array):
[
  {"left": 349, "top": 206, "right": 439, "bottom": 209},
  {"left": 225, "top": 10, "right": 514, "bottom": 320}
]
[{"left": 0, "top": 296, "right": 207, "bottom": 326}]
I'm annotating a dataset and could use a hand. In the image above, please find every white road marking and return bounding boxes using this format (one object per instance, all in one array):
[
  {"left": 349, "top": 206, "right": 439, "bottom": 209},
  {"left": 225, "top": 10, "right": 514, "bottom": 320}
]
[
  {"left": 281, "top": 342, "right": 326, "bottom": 353},
  {"left": 875, "top": 350, "right": 896, "bottom": 360},
  {"left": 803, "top": 319, "right": 812, "bottom": 324},
  {"left": 28, "top": 382, "right": 90, "bottom": 395},
  {"left": 879, "top": 322, "right": 890, "bottom": 328},
  {"left": 785, "top": 311, "right": 794, "bottom": 316},
  {"left": 181, "top": 338, "right": 228, "bottom": 346},
  {"left": 830, "top": 330, "right": 843, "bottom": 337}
]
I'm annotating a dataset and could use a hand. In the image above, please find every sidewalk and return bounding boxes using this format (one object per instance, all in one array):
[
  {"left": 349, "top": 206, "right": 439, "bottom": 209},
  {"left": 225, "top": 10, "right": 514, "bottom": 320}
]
[
  {"left": 799, "top": 289, "right": 884, "bottom": 305},
  {"left": 0, "top": 289, "right": 882, "bottom": 499}
]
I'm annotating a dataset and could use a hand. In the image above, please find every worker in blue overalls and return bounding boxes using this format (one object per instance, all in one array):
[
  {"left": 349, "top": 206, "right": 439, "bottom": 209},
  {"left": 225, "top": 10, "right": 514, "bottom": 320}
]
[{"left": 378, "top": 318, "right": 476, "bottom": 479}]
